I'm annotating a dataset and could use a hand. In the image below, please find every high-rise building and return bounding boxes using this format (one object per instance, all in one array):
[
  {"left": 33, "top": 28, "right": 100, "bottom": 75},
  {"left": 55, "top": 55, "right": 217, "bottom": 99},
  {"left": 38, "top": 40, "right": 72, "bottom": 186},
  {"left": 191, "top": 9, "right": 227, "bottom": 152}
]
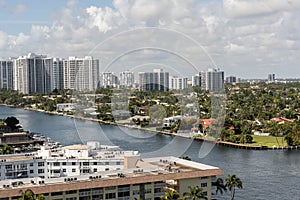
[
  {"left": 64, "top": 56, "right": 100, "bottom": 91},
  {"left": 119, "top": 71, "right": 134, "bottom": 88},
  {"left": 226, "top": 76, "right": 237, "bottom": 84},
  {"left": 14, "top": 53, "right": 53, "bottom": 94},
  {"left": 204, "top": 68, "right": 224, "bottom": 91},
  {"left": 53, "top": 58, "right": 64, "bottom": 90},
  {"left": 191, "top": 72, "right": 204, "bottom": 87},
  {"left": 169, "top": 76, "right": 188, "bottom": 90},
  {"left": 139, "top": 69, "right": 169, "bottom": 91},
  {"left": 100, "top": 72, "right": 119, "bottom": 88},
  {"left": 0, "top": 59, "right": 14, "bottom": 90},
  {"left": 268, "top": 74, "right": 275, "bottom": 83}
]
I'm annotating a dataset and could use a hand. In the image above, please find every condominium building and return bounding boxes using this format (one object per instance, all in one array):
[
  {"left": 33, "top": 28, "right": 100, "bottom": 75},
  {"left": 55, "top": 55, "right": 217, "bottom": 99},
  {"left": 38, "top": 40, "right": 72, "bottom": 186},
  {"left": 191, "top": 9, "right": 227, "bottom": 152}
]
[
  {"left": 268, "top": 73, "right": 275, "bottom": 83},
  {"left": 13, "top": 53, "right": 53, "bottom": 94},
  {"left": 0, "top": 143, "right": 136, "bottom": 181},
  {"left": 0, "top": 60, "right": 14, "bottom": 90},
  {"left": 100, "top": 72, "right": 119, "bottom": 88},
  {"left": 139, "top": 69, "right": 169, "bottom": 91},
  {"left": 191, "top": 72, "right": 203, "bottom": 87},
  {"left": 204, "top": 68, "right": 224, "bottom": 91},
  {"left": 0, "top": 150, "right": 223, "bottom": 200},
  {"left": 169, "top": 76, "right": 188, "bottom": 90},
  {"left": 226, "top": 76, "right": 237, "bottom": 84},
  {"left": 64, "top": 56, "right": 100, "bottom": 91},
  {"left": 53, "top": 58, "right": 64, "bottom": 90},
  {"left": 119, "top": 71, "right": 134, "bottom": 88}
]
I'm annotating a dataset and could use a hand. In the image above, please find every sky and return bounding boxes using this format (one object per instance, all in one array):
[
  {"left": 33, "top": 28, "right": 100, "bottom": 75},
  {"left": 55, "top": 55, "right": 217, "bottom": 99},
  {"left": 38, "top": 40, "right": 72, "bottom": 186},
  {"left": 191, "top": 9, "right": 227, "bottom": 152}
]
[{"left": 0, "top": 0, "right": 300, "bottom": 79}]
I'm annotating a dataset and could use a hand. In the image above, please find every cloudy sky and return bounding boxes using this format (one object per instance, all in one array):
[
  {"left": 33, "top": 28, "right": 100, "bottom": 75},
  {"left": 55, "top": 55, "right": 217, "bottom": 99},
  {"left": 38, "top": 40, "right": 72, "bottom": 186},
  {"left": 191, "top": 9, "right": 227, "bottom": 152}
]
[{"left": 0, "top": 0, "right": 300, "bottom": 78}]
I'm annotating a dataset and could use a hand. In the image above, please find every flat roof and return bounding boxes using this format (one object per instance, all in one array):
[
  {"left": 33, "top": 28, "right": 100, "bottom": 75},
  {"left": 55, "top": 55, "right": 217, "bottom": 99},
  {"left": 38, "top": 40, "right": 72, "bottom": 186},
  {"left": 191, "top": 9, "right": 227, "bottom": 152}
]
[{"left": 0, "top": 156, "right": 223, "bottom": 198}]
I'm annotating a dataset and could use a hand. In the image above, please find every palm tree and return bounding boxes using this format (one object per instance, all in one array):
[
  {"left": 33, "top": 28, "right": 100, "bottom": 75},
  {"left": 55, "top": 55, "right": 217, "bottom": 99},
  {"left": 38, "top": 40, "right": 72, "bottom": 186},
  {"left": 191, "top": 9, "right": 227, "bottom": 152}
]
[
  {"left": 161, "top": 189, "right": 180, "bottom": 200},
  {"left": 225, "top": 174, "right": 243, "bottom": 200},
  {"left": 183, "top": 186, "right": 207, "bottom": 200},
  {"left": 212, "top": 178, "right": 227, "bottom": 195}
]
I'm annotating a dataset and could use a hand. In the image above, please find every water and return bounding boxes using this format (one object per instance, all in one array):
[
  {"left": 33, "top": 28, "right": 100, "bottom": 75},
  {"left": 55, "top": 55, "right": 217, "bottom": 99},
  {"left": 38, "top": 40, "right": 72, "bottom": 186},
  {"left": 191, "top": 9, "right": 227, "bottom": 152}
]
[{"left": 0, "top": 105, "right": 299, "bottom": 200}]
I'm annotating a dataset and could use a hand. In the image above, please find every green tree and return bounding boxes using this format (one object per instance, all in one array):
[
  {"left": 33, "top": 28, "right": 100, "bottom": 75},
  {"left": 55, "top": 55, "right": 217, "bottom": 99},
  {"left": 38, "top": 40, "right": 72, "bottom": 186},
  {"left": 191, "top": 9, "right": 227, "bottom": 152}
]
[
  {"left": 212, "top": 178, "right": 227, "bottom": 195},
  {"left": 225, "top": 174, "right": 243, "bottom": 200},
  {"left": 4, "top": 116, "right": 19, "bottom": 129},
  {"left": 161, "top": 189, "right": 180, "bottom": 200},
  {"left": 183, "top": 186, "right": 207, "bottom": 200},
  {"left": 0, "top": 144, "right": 13, "bottom": 154}
]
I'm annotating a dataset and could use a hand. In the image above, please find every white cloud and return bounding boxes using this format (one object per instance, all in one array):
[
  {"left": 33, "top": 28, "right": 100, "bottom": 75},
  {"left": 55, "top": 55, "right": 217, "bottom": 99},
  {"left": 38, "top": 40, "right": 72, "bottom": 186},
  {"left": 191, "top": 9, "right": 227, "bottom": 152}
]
[
  {"left": 223, "top": 0, "right": 300, "bottom": 18},
  {"left": 0, "top": 0, "right": 299, "bottom": 77}
]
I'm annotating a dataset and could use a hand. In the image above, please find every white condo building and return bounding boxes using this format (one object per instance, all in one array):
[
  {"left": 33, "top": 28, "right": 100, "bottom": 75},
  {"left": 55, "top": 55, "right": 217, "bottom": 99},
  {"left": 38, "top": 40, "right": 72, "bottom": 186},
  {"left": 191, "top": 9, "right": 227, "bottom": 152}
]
[
  {"left": 0, "top": 60, "right": 14, "bottom": 90},
  {"left": 119, "top": 71, "right": 134, "bottom": 88},
  {"left": 203, "top": 68, "right": 224, "bottom": 91},
  {"left": 0, "top": 143, "right": 136, "bottom": 180},
  {"left": 169, "top": 76, "right": 188, "bottom": 90},
  {"left": 139, "top": 69, "right": 169, "bottom": 91},
  {"left": 63, "top": 56, "right": 100, "bottom": 91},
  {"left": 13, "top": 53, "right": 53, "bottom": 94},
  {"left": 100, "top": 72, "right": 119, "bottom": 88}
]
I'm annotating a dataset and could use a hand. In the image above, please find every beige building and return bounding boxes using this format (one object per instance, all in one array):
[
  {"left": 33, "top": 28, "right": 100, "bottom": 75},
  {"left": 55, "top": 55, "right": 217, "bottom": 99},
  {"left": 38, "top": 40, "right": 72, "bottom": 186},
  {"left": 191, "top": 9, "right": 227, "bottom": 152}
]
[{"left": 0, "top": 155, "right": 223, "bottom": 200}]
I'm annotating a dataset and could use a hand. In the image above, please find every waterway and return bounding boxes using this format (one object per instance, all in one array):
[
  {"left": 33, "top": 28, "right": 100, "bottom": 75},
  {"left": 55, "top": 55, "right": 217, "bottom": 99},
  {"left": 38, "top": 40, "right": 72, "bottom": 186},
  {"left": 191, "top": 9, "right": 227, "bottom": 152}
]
[{"left": 0, "top": 105, "right": 299, "bottom": 200}]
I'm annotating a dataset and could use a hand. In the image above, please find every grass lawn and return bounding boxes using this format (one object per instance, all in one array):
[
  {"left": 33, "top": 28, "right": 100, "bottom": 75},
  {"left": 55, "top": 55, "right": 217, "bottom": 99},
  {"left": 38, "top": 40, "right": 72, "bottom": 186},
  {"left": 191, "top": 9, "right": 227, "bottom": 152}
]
[{"left": 250, "top": 135, "right": 287, "bottom": 147}]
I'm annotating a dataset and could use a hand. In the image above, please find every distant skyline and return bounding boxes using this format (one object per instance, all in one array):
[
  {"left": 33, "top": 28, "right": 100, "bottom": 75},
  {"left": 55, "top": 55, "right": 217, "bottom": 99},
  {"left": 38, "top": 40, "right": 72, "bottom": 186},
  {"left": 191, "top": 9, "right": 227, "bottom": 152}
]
[{"left": 0, "top": 0, "right": 300, "bottom": 78}]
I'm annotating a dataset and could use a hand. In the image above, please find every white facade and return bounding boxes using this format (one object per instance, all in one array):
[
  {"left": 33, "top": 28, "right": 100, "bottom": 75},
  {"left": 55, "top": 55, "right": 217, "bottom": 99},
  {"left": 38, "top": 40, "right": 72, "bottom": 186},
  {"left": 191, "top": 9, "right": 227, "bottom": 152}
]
[
  {"left": 169, "top": 76, "right": 188, "bottom": 90},
  {"left": 119, "top": 71, "right": 134, "bottom": 88},
  {"left": 100, "top": 72, "right": 119, "bottom": 88},
  {"left": 63, "top": 56, "right": 100, "bottom": 91},
  {"left": 13, "top": 53, "right": 53, "bottom": 94},
  {"left": 0, "top": 144, "right": 137, "bottom": 180},
  {"left": 204, "top": 68, "right": 224, "bottom": 91}
]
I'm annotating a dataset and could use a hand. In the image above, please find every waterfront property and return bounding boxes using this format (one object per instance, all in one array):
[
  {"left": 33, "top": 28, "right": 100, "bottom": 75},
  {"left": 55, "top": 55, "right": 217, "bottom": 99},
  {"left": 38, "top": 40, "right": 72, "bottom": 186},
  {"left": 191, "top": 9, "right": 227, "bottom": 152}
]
[
  {"left": 0, "top": 142, "right": 136, "bottom": 180},
  {"left": 0, "top": 145, "right": 223, "bottom": 200}
]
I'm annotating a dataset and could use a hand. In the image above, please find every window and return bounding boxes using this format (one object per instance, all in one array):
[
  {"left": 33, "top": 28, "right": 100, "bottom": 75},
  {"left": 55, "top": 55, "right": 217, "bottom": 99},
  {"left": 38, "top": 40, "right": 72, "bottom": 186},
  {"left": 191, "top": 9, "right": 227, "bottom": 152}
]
[
  {"left": 93, "top": 168, "right": 97, "bottom": 172},
  {"left": 201, "top": 183, "right": 207, "bottom": 188},
  {"left": 51, "top": 192, "right": 63, "bottom": 196},
  {"left": 38, "top": 169, "right": 44, "bottom": 174},
  {"left": 72, "top": 169, "right": 76, "bottom": 172},
  {"left": 66, "top": 190, "right": 77, "bottom": 194},
  {"left": 203, "top": 191, "right": 207, "bottom": 195},
  {"left": 30, "top": 170, "right": 34, "bottom": 174},
  {"left": 105, "top": 193, "right": 116, "bottom": 199},
  {"left": 83, "top": 162, "right": 89, "bottom": 166},
  {"left": 38, "top": 162, "right": 44, "bottom": 167},
  {"left": 116, "top": 161, "right": 120, "bottom": 165},
  {"left": 201, "top": 176, "right": 208, "bottom": 180},
  {"left": 62, "top": 169, "right": 66, "bottom": 172},
  {"left": 93, "top": 162, "right": 97, "bottom": 165},
  {"left": 72, "top": 162, "right": 76, "bottom": 166},
  {"left": 5, "top": 165, "right": 12, "bottom": 169},
  {"left": 53, "top": 162, "right": 60, "bottom": 166},
  {"left": 132, "top": 190, "right": 140, "bottom": 195},
  {"left": 145, "top": 188, "right": 152, "bottom": 194},
  {"left": 62, "top": 162, "right": 66, "bottom": 166},
  {"left": 30, "top": 163, "right": 34, "bottom": 167}
]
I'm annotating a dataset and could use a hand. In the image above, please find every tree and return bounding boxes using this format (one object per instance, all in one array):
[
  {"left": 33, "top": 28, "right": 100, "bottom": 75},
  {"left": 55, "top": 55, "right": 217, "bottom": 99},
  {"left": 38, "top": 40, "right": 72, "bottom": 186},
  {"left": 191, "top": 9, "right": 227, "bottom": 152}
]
[
  {"left": 212, "top": 178, "right": 227, "bottom": 195},
  {"left": 0, "top": 144, "right": 13, "bottom": 154},
  {"left": 183, "top": 186, "right": 207, "bottom": 200},
  {"left": 19, "top": 189, "right": 45, "bottom": 200},
  {"left": 161, "top": 189, "right": 180, "bottom": 200},
  {"left": 4, "top": 116, "right": 19, "bottom": 129},
  {"left": 225, "top": 174, "right": 243, "bottom": 200}
]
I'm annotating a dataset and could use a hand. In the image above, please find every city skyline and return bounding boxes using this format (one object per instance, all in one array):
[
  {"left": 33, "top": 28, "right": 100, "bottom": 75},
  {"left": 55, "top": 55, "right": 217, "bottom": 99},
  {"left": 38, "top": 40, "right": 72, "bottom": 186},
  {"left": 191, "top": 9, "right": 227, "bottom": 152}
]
[{"left": 0, "top": 1, "right": 300, "bottom": 78}]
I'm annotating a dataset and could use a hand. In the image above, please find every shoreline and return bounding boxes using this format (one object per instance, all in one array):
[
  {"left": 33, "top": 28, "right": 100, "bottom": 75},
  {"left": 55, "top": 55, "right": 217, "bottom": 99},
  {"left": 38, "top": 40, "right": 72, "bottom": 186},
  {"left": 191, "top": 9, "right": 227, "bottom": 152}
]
[{"left": 3, "top": 105, "right": 299, "bottom": 151}]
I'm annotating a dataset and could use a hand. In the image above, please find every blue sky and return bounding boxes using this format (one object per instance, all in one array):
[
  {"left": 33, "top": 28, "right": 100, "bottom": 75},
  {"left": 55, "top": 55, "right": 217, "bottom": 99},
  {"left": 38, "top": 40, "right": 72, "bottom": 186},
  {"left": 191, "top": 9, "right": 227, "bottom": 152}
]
[
  {"left": 0, "top": 0, "right": 113, "bottom": 34},
  {"left": 0, "top": 0, "right": 300, "bottom": 78}
]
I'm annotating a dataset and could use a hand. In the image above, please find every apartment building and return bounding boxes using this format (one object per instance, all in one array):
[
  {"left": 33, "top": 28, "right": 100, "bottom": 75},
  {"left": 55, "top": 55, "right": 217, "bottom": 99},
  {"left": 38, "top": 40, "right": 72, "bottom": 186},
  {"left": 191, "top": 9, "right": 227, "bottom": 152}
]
[
  {"left": 64, "top": 56, "right": 100, "bottom": 91},
  {"left": 0, "top": 60, "right": 14, "bottom": 90},
  {"left": 0, "top": 151, "right": 223, "bottom": 200}
]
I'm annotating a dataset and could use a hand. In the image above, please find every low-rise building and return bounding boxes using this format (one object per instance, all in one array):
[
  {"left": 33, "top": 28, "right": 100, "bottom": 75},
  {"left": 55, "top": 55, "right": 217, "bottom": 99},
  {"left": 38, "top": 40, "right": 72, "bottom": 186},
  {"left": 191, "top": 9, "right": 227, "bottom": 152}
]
[{"left": 0, "top": 154, "right": 223, "bottom": 200}]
